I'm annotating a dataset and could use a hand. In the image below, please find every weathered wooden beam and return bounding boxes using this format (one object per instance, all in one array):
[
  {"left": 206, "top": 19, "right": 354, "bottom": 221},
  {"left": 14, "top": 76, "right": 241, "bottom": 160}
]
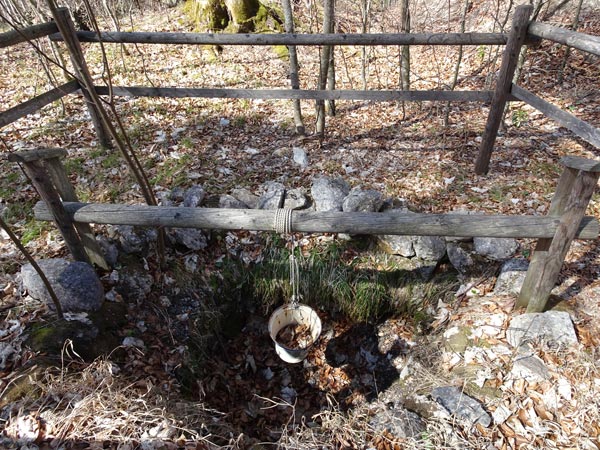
[
  {"left": 95, "top": 86, "right": 496, "bottom": 102},
  {"left": 528, "top": 21, "right": 600, "bottom": 57},
  {"left": 561, "top": 155, "right": 600, "bottom": 172},
  {"left": 21, "top": 163, "right": 90, "bottom": 264},
  {"left": 7, "top": 148, "right": 68, "bottom": 163},
  {"left": 45, "top": 158, "right": 109, "bottom": 269},
  {"left": 51, "top": 7, "right": 111, "bottom": 148},
  {"left": 475, "top": 5, "right": 533, "bottom": 175},
  {"left": 50, "top": 31, "right": 516, "bottom": 46},
  {"left": 34, "top": 202, "right": 599, "bottom": 240},
  {"left": 518, "top": 166, "right": 600, "bottom": 312},
  {"left": 0, "top": 80, "right": 80, "bottom": 128},
  {"left": 511, "top": 85, "right": 600, "bottom": 148},
  {"left": 0, "top": 21, "right": 59, "bottom": 48}
]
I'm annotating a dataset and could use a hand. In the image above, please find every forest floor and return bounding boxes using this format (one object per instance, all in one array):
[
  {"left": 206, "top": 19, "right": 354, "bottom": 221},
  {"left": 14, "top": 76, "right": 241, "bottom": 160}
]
[{"left": 1, "top": 1, "right": 600, "bottom": 449}]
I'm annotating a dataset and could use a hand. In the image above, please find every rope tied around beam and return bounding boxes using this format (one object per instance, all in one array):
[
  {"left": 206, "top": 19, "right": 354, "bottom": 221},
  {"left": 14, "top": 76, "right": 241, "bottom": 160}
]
[{"left": 273, "top": 208, "right": 293, "bottom": 234}]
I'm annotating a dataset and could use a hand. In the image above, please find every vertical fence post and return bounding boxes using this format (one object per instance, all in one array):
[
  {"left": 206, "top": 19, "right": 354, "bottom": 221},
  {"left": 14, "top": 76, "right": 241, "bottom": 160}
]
[
  {"left": 474, "top": 5, "right": 532, "bottom": 175},
  {"left": 517, "top": 156, "right": 600, "bottom": 312},
  {"left": 8, "top": 149, "right": 91, "bottom": 264},
  {"left": 44, "top": 156, "right": 109, "bottom": 269},
  {"left": 51, "top": 7, "right": 111, "bottom": 148}
]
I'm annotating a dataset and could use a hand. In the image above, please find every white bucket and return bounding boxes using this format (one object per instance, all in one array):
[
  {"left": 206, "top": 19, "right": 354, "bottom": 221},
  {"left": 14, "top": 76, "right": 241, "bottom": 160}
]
[{"left": 268, "top": 304, "right": 322, "bottom": 363}]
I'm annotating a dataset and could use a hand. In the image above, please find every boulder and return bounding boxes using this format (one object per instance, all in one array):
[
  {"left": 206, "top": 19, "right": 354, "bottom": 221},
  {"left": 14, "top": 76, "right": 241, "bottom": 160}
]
[
  {"left": 292, "top": 147, "right": 309, "bottom": 169},
  {"left": 369, "top": 404, "right": 425, "bottom": 439},
  {"left": 342, "top": 187, "right": 383, "bottom": 212},
  {"left": 283, "top": 188, "right": 309, "bottom": 210},
  {"left": 414, "top": 236, "right": 446, "bottom": 262},
  {"left": 431, "top": 386, "right": 491, "bottom": 427},
  {"left": 473, "top": 237, "right": 518, "bottom": 261},
  {"left": 446, "top": 242, "right": 473, "bottom": 273},
  {"left": 258, "top": 182, "right": 285, "bottom": 209},
  {"left": 494, "top": 258, "right": 529, "bottom": 296},
  {"left": 379, "top": 235, "right": 415, "bottom": 257},
  {"left": 110, "top": 225, "right": 157, "bottom": 255},
  {"left": 183, "top": 185, "right": 206, "bottom": 207},
  {"left": 311, "top": 176, "right": 350, "bottom": 211},
  {"left": 21, "top": 259, "right": 104, "bottom": 313},
  {"left": 231, "top": 188, "right": 259, "bottom": 209},
  {"left": 507, "top": 311, "right": 578, "bottom": 348},
  {"left": 169, "top": 228, "right": 208, "bottom": 250},
  {"left": 219, "top": 194, "right": 248, "bottom": 209}
]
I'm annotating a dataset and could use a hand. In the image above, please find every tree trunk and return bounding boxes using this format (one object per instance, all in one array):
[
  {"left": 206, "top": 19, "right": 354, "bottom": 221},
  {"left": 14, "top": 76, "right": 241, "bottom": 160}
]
[
  {"left": 281, "top": 0, "right": 305, "bottom": 134},
  {"left": 316, "top": 0, "right": 334, "bottom": 136},
  {"left": 398, "top": 0, "right": 410, "bottom": 91}
]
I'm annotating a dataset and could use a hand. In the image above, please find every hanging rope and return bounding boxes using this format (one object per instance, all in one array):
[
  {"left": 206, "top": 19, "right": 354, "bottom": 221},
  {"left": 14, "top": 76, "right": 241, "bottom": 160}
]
[{"left": 273, "top": 208, "right": 300, "bottom": 308}]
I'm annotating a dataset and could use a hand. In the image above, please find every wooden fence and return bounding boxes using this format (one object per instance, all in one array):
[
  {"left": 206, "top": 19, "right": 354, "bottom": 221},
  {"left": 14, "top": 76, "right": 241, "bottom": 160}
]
[
  {"left": 2, "top": 6, "right": 600, "bottom": 311},
  {"left": 8, "top": 147, "right": 600, "bottom": 313},
  {"left": 1, "top": 5, "right": 599, "bottom": 171}
]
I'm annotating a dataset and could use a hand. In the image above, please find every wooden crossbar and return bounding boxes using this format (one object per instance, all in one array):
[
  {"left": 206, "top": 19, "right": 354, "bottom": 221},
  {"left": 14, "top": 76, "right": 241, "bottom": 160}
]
[{"left": 33, "top": 201, "right": 599, "bottom": 240}]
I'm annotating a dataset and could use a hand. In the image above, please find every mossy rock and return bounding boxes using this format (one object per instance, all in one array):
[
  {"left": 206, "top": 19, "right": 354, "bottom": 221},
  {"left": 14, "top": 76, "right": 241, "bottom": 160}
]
[
  {"left": 26, "top": 302, "right": 127, "bottom": 361},
  {"left": 0, "top": 357, "right": 56, "bottom": 407}
]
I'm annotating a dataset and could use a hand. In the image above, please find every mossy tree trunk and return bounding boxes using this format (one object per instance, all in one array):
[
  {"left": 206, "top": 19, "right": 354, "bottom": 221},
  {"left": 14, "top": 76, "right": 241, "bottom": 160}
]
[{"left": 187, "top": 0, "right": 282, "bottom": 33}]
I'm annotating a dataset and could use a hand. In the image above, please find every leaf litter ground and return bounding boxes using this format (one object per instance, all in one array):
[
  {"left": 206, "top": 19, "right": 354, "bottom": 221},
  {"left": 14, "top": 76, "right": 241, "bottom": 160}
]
[{"left": 1, "top": 2, "right": 600, "bottom": 449}]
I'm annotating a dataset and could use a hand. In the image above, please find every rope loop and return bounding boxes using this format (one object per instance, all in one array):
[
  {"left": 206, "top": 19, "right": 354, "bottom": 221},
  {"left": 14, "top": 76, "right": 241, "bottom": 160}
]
[{"left": 273, "top": 208, "right": 293, "bottom": 234}]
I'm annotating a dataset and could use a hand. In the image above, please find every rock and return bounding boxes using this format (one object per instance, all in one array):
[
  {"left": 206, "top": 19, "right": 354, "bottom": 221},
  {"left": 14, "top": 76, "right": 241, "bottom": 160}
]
[
  {"left": 258, "top": 182, "right": 285, "bottom": 209},
  {"left": 184, "top": 254, "right": 199, "bottom": 272},
  {"left": 510, "top": 354, "right": 549, "bottom": 381},
  {"left": 369, "top": 404, "right": 425, "bottom": 439},
  {"left": 122, "top": 336, "right": 145, "bottom": 349},
  {"left": 231, "top": 188, "right": 259, "bottom": 209},
  {"left": 111, "top": 225, "right": 157, "bottom": 255},
  {"left": 379, "top": 235, "right": 415, "bottom": 257},
  {"left": 443, "top": 326, "right": 472, "bottom": 353},
  {"left": 283, "top": 188, "right": 309, "bottom": 210},
  {"left": 292, "top": 147, "right": 309, "bottom": 168},
  {"left": 183, "top": 185, "right": 206, "bottom": 207},
  {"left": 494, "top": 259, "right": 529, "bottom": 295},
  {"left": 446, "top": 242, "right": 473, "bottom": 273},
  {"left": 311, "top": 176, "right": 350, "bottom": 211},
  {"left": 169, "top": 228, "right": 208, "bottom": 250},
  {"left": 21, "top": 259, "right": 104, "bottom": 313},
  {"left": 117, "top": 269, "right": 153, "bottom": 302},
  {"left": 414, "top": 236, "right": 446, "bottom": 261},
  {"left": 507, "top": 311, "right": 578, "bottom": 348},
  {"left": 96, "top": 235, "right": 119, "bottom": 268},
  {"left": 219, "top": 194, "right": 248, "bottom": 209},
  {"left": 342, "top": 187, "right": 383, "bottom": 212},
  {"left": 169, "top": 187, "right": 185, "bottom": 203},
  {"left": 431, "top": 386, "right": 492, "bottom": 427},
  {"left": 473, "top": 237, "right": 518, "bottom": 261}
]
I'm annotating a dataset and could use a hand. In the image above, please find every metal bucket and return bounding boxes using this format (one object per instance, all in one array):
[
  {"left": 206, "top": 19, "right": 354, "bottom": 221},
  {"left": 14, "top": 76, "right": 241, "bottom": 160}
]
[{"left": 268, "top": 304, "right": 322, "bottom": 363}]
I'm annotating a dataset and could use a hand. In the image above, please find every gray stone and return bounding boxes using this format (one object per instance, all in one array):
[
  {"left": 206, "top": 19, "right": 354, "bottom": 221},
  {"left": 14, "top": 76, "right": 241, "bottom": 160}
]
[
  {"left": 219, "top": 194, "right": 248, "bottom": 209},
  {"left": 414, "top": 236, "right": 446, "bottom": 261},
  {"left": 311, "top": 176, "right": 350, "bottom": 212},
  {"left": 447, "top": 242, "right": 473, "bottom": 273},
  {"left": 507, "top": 311, "right": 578, "bottom": 348},
  {"left": 494, "top": 259, "right": 529, "bottom": 296},
  {"left": 169, "top": 228, "right": 208, "bottom": 250},
  {"left": 96, "top": 235, "right": 119, "bottom": 268},
  {"left": 111, "top": 225, "right": 157, "bottom": 255},
  {"left": 231, "top": 188, "right": 259, "bottom": 209},
  {"left": 342, "top": 187, "right": 383, "bottom": 212},
  {"left": 21, "top": 259, "right": 104, "bottom": 312},
  {"left": 379, "top": 235, "right": 415, "bottom": 257},
  {"left": 258, "top": 182, "right": 285, "bottom": 209},
  {"left": 283, "top": 188, "right": 309, "bottom": 210},
  {"left": 473, "top": 237, "right": 518, "bottom": 261},
  {"left": 169, "top": 187, "right": 185, "bottom": 203},
  {"left": 510, "top": 354, "right": 550, "bottom": 381},
  {"left": 431, "top": 386, "right": 492, "bottom": 428},
  {"left": 183, "top": 185, "right": 206, "bottom": 207},
  {"left": 117, "top": 270, "right": 153, "bottom": 302},
  {"left": 369, "top": 404, "right": 425, "bottom": 439},
  {"left": 292, "top": 147, "right": 309, "bottom": 168}
]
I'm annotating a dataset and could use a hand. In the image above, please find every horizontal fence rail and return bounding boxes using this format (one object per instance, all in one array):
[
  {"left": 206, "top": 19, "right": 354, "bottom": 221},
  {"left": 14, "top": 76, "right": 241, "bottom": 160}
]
[
  {"left": 50, "top": 31, "right": 519, "bottom": 46},
  {"left": 34, "top": 201, "right": 599, "bottom": 240},
  {"left": 95, "top": 86, "right": 501, "bottom": 102},
  {"left": 0, "top": 21, "right": 59, "bottom": 48},
  {"left": 528, "top": 21, "right": 600, "bottom": 56},
  {"left": 511, "top": 85, "right": 600, "bottom": 148},
  {"left": 0, "top": 80, "right": 80, "bottom": 128}
]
